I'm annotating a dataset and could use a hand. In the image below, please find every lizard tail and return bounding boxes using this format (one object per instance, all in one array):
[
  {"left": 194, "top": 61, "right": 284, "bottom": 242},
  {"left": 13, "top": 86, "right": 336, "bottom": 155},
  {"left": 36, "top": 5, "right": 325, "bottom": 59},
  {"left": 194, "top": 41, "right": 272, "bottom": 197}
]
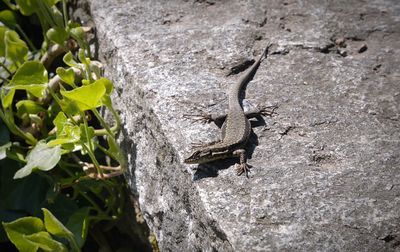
[{"left": 260, "top": 42, "right": 273, "bottom": 61}]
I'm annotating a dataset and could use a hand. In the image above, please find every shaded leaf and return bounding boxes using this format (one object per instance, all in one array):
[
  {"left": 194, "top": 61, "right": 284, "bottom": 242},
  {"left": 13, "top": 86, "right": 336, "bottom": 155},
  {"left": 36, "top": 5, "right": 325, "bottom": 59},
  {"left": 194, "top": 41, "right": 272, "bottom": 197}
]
[
  {"left": 0, "top": 26, "right": 7, "bottom": 57},
  {"left": 2, "top": 216, "right": 44, "bottom": 252},
  {"left": 25, "top": 231, "right": 68, "bottom": 252},
  {"left": 15, "top": 0, "right": 38, "bottom": 16},
  {"left": 0, "top": 10, "right": 17, "bottom": 28},
  {"left": 14, "top": 142, "right": 61, "bottom": 179},
  {"left": 16, "top": 100, "right": 46, "bottom": 119},
  {"left": 66, "top": 207, "right": 90, "bottom": 248},
  {"left": 42, "top": 208, "right": 73, "bottom": 238},
  {"left": 0, "top": 142, "right": 11, "bottom": 160}
]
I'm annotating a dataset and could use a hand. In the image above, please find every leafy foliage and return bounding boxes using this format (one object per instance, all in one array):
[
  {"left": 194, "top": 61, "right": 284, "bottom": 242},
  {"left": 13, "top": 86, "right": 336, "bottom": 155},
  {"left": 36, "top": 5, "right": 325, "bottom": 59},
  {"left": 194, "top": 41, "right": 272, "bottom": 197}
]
[{"left": 0, "top": 0, "right": 129, "bottom": 250}]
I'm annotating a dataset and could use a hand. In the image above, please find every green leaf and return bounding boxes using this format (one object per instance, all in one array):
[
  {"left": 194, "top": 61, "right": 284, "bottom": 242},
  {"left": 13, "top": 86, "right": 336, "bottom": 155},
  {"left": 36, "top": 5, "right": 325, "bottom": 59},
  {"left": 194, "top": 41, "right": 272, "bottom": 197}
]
[
  {"left": 46, "top": 27, "right": 69, "bottom": 45},
  {"left": 0, "top": 10, "right": 18, "bottom": 28},
  {"left": 78, "top": 48, "right": 89, "bottom": 66},
  {"left": 80, "top": 124, "right": 95, "bottom": 142},
  {"left": 2, "top": 216, "right": 45, "bottom": 252},
  {"left": 42, "top": 208, "right": 73, "bottom": 238},
  {"left": 7, "top": 61, "right": 48, "bottom": 98},
  {"left": 5, "top": 30, "right": 28, "bottom": 65},
  {"left": 0, "top": 142, "right": 11, "bottom": 160},
  {"left": 62, "top": 51, "right": 79, "bottom": 68},
  {"left": 69, "top": 27, "right": 85, "bottom": 41},
  {"left": 1, "top": 88, "right": 15, "bottom": 109},
  {"left": 42, "top": 208, "right": 79, "bottom": 251},
  {"left": 56, "top": 67, "right": 75, "bottom": 86},
  {"left": 16, "top": 100, "right": 46, "bottom": 119},
  {"left": 99, "top": 77, "right": 113, "bottom": 95},
  {"left": 53, "top": 112, "right": 67, "bottom": 136},
  {"left": 66, "top": 207, "right": 90, "bottom": 248},
  {"left": 60, "top": 79, "right": 106, "bottom": 111},
  {"left": 15, "top": 0, "right": 38, "bottom": 16},
  {"left": 47, "top": 112, "right": 80, "bottom": 147},
  {"left": 13, "top": 142, "right": 61, "bottom": 179},
  {"left": 0, "top": 26, "right": 7, "bottom": 57},
  {"left": 25, "top": 231, "right": 68, "bottom": 252}
]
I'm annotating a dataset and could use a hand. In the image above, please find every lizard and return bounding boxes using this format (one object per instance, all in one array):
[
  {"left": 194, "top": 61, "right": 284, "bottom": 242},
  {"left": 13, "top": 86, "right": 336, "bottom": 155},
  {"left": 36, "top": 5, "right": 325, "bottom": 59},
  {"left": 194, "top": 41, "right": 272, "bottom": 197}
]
[{"left": 184, "top": 44, "right": 275, "bottom": 177}]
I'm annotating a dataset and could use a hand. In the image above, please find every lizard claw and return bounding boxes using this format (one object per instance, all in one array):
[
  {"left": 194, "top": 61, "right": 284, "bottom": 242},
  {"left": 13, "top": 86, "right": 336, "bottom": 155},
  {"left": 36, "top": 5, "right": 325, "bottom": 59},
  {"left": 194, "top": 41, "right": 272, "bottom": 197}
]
[
  {"left": 258, "top": 105, "right": 278, "bottom": 117},
  {"left": 183, "top": 113, "right": 213, "bottom": 124},
  {"left": 235, "top": 163, "right": 252, "bottom": 178}
]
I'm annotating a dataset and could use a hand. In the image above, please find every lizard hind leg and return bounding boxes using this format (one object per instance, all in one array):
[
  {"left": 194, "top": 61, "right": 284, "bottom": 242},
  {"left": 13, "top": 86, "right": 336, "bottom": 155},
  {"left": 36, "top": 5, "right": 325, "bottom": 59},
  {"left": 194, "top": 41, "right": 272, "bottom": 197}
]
[{"left": 233, "top": 149, "right": 252, "bottom": 177}]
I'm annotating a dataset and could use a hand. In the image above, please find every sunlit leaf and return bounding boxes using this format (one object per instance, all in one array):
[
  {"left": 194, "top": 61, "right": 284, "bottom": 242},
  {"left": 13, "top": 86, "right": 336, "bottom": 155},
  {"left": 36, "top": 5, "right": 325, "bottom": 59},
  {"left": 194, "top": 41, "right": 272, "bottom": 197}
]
[
  {"left": 63, "top": 51, "right": 79, "bottom": 68},
  {"left": 46, "top": 27, "right": 69, "bottom": 45},
  {"left": 60, "top": 79, "right": 106, "bottom": 111},
  {"left": 1, "top": 88, "right": 15, "bottom": 109},
  {"left": 47, "top": 112, "right": 80, "bottom": 147},
  {"left": 13, "top": 142, "right": 61, "bottom": 179},
  {"left": 56, "top": 67, "right": 75, "bottom": 86},
  {"left": 7, "top": 61, "right": 48, "bottom": 98},
  {"left": 5, "top": 30, "right": 28, "bottom": 65}
]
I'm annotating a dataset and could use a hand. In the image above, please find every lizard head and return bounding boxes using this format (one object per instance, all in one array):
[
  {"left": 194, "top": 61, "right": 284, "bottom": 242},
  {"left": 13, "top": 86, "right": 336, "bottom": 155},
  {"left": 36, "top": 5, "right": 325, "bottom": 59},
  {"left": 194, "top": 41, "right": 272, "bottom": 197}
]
[{"left": 184, "top": 149, "right": 213, "bottom": 164}]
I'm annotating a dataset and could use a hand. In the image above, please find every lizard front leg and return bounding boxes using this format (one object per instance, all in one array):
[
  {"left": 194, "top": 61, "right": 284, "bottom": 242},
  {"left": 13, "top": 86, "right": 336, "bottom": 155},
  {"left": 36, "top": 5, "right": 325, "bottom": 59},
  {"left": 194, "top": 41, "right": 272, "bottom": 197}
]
[{"left": 184, "top": 105, "right": 277, "bottom": 125}]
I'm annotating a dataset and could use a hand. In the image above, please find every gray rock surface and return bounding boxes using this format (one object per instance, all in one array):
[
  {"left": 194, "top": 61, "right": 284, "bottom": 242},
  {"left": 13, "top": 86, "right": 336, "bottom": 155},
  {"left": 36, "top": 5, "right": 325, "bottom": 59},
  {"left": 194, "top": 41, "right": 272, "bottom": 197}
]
[{"left": 87, "top": 0, "right": 400, "bottom": 251}]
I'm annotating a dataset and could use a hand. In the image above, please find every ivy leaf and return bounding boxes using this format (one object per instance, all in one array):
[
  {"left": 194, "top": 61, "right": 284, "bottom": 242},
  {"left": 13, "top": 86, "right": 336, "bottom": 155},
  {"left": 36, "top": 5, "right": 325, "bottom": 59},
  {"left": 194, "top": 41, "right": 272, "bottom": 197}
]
[
  {"left": 15, "top": 0, "right": 38, "bottom": 16},
  {"left": 47, "top": 112, "right": 80, "bottom": 147},
  {"left": 25, "top": 231, "right": 68, "bottom": 252},
  {"left": 7, "top": 61, "right": 48, "bottom": 98},
  {"left": 0, "top": 142, "right": 12, "bottom": 160},
  {"left": 66, "top": 207, "right": 90, "bottom": 248},
  {"left": 60, "top": 79, "right": 106, "bottom": 111},
  {"left": 13, "top": 142, "right": 61, "bottom": 179},
  {"left": 2, "top": 216, "right": 45, "bottom": 252},
  {"left": 56, "top": 67, "right": 75, "bottom": 86},
  {"left": 0, "top": 10, "right": 18, "bottom": 29},
  {"left": 42, "top": 208, "right": 73, "bottom": 238},
  {"left": 16, "top": 100, "right": 46, "bottom": 119},
  {"left": 62, "top": 51, "right": 79, "bottom": 68},
  {"left": 46, "top": 27, "right": 69, "bottom": 45},
  {"left": 1, "top": 88, "right": 15, "bottom": 109},
  {"left": 42, "top": 208, "right": 79, "bottom": 251},
  {"left": 4, "top": 30, "right": 28, "bottom": 65},
  {"left": 0, "top": 26, "right": 7, "bottom": 57}
]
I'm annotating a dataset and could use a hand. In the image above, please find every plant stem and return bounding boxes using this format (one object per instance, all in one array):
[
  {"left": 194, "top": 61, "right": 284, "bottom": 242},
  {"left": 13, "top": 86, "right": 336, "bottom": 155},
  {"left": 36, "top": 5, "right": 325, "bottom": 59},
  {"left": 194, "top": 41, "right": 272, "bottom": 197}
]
[{"left": 0, "top": 61, "right": 13, "bottom": 76}]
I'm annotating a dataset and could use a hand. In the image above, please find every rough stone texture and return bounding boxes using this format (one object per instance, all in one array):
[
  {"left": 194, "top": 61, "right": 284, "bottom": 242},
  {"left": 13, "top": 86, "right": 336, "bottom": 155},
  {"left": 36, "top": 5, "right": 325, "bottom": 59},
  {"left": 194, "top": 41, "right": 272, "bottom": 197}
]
[{"left": 87, "top": 0, "right": 400, "bottom": 251}]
